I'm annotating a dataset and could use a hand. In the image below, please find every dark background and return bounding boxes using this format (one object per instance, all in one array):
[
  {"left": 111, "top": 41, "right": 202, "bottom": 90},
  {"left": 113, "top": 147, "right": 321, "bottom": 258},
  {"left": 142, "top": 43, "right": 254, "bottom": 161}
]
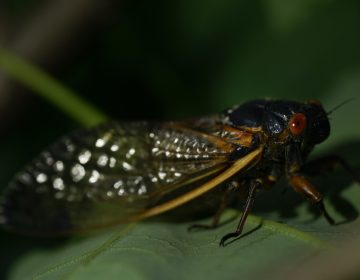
[{"left": 1, "top": 1, "right": 360, "bottom": 185}]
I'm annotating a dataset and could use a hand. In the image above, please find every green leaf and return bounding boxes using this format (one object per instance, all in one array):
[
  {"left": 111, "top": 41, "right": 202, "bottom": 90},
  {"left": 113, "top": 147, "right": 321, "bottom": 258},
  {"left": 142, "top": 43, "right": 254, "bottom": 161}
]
[
  {"left": 3, "top": 193, "right": 359, "bottom": 280},
  {"left": 0, "top": 212, "right": 327, "bottom": 280}
]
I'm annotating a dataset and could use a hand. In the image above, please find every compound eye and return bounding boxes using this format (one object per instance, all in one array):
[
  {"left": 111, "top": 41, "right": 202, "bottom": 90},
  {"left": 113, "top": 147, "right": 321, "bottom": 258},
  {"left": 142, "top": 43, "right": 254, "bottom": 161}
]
[{"left": 288, "top": 113, "right": 307, "bottom": 135}]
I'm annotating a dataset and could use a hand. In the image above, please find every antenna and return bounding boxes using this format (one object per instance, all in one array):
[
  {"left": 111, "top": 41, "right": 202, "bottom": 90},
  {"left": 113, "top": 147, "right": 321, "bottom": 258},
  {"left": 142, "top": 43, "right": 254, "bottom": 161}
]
[{"left": 327, "top": 98, "right": 355, "bottom": 115}]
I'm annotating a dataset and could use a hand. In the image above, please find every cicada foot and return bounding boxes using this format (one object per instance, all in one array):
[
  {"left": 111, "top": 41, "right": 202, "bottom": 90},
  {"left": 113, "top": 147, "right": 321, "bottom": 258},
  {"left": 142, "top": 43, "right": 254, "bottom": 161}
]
[
  {"left": 219, "top": 232, "right": 240, "bottom": 247},
  {"left": 316, "top": 200, "right": 335, "bottom": 225},
  {"left": 219, "top": 180, "right": 261, "bottom": 247}
]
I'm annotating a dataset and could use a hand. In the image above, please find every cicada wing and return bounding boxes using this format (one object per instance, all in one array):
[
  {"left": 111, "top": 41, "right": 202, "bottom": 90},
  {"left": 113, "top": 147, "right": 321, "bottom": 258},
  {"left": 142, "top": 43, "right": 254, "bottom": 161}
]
[{"left": 0, "top": 121, "right": 239, "bottom": 234}]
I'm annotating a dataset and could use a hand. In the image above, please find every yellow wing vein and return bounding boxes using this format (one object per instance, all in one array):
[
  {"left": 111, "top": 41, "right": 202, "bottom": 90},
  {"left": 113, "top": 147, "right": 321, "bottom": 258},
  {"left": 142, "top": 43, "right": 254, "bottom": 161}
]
[{"left": 135, "top": 146, "right": 264, "bottom": 220}]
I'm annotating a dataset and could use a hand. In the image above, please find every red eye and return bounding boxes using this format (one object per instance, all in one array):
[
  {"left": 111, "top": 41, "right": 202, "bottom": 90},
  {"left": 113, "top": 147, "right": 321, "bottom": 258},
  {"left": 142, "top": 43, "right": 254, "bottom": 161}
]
[{"left": 288, "top": 113, "right": 307, "bottom": 135}]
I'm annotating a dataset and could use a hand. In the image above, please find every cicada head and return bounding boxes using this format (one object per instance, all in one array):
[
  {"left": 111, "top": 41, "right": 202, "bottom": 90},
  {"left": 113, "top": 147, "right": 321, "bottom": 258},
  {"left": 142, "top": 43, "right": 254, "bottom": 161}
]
[
  {"left": 223, "top": 99, "right": 330, "bottom": 152},
  {"left": 262, "top": 100, "right": 330, "bottom": 145}
]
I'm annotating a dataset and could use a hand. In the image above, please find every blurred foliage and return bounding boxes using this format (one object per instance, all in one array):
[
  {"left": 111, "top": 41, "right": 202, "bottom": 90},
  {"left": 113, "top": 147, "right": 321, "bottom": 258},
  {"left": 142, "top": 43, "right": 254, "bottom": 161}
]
[{"left": 1, "top": 0, "right": 360, "bottom": 279}]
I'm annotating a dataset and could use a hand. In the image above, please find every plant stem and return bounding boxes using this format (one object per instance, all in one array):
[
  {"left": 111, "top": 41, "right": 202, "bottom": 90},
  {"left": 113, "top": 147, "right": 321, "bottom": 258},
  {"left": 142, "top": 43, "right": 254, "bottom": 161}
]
[{"left": 0, "top": 48, "right": 108, "bottom": 126}]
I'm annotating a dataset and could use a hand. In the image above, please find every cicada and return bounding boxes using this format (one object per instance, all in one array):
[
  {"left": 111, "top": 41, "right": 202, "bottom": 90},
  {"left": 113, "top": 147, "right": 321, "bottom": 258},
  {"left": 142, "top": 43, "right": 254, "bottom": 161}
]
[{"left": 0, "top": 99, "right": 359, "bottom": 246}]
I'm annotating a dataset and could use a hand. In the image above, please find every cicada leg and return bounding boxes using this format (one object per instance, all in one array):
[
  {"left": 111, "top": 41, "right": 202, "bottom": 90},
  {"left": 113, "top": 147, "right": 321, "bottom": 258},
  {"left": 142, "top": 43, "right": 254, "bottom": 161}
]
[
  {"left": 289, "top": 175, "right": 335, "bottom": 225},
  {"left": 188, "top": 187, "right": 233, "bottom": 231},
  {"left": 302, "top": 155, "right": 360, "bottom": 184},
  {"left": 219, "top": 179, "right": 261, "bottom": 247}
]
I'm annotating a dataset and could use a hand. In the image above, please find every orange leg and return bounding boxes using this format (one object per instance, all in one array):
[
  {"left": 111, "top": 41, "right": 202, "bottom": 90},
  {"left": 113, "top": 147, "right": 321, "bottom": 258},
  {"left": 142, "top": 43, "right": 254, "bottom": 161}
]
[{"left": 289, "top": 175, "right": 335, "bottom": 225}]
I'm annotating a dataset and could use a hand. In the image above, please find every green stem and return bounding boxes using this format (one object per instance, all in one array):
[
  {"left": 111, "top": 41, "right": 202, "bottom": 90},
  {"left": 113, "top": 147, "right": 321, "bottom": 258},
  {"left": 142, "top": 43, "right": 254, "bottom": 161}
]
[{"left": 0, "top": 48, "right": 108, "bottom": 126}]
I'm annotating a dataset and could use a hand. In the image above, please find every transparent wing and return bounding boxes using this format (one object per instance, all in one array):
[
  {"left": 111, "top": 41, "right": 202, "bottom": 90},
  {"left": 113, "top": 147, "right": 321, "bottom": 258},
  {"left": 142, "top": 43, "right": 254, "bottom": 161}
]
[{"left": 0, "top": 121, "right": 240, "bottom": 234}]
